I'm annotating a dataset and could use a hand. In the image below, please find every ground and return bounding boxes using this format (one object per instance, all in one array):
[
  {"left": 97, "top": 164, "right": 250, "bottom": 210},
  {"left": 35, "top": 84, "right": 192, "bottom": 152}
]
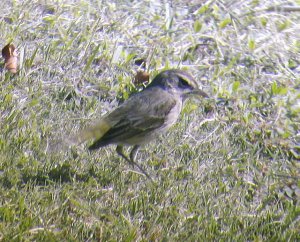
[{"left": 0, "top": 0, "right": 299, "bottom": 241}]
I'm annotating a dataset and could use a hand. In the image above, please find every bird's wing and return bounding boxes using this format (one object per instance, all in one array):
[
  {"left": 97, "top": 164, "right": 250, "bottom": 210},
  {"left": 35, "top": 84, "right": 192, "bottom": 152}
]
[{"left": 88, "top": 87, "right": 178, "bottom": 149}]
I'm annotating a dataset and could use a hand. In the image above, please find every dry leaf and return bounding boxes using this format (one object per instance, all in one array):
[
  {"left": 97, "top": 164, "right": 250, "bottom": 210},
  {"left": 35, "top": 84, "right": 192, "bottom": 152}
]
[
  {"left": 134, "top": 58, "right": 146, "bottom": 69},
  {"left": 134, "top": 70, "right": 149, "bottom": 85},
  {"left": 2, "top": 43, "right": 18, "bottom": 73}
]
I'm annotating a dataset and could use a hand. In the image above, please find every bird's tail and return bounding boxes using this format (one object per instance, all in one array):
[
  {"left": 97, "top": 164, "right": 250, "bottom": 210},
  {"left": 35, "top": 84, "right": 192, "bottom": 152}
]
[
  {"left": 45, "top": 119, "right": 111, "bottom": 154},
  {"left": 68, "top": 119, "right": 111, "bottom": 146}
]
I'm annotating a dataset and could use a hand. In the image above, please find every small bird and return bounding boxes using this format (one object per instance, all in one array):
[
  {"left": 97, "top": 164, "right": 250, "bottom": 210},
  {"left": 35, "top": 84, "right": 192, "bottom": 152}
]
[{"left": 74, "top": 69, "right": 208, "bottom": 178}]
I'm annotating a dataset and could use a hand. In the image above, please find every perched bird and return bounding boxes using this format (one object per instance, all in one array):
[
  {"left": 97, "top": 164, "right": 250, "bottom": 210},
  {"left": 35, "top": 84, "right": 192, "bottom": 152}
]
[{"left": 74, "top": 69, "right": 208, "bottom": 178}]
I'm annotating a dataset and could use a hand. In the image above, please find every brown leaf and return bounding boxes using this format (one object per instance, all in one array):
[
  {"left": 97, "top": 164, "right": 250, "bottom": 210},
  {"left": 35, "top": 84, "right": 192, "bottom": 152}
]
[
  {"left": 134, "top": 58, "right": 147, "bottom": 69},
  {"left": 134, "top": 71, "right": 149, "bottom": 85},
  {"left": 2, "top": 43, "right": 18, "bottom": 74}
]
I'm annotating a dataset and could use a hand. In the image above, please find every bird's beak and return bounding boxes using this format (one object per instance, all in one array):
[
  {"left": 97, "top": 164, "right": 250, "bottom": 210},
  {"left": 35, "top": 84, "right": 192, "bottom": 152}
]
[{"left": 190, "top": 89, "right": 209, "bottom": 98}]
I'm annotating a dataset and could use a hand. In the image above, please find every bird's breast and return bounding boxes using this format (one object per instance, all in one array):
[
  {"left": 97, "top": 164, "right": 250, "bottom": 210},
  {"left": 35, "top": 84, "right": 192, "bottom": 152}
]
[{"left": 162, "top": 98, "right": 182, "bottom": 130}]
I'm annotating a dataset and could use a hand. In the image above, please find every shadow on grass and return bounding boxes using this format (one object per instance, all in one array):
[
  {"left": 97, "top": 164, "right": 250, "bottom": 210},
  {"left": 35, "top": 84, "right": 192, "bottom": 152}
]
[{"left": 1, "top": 162, "right": 118, "bottom": 189}]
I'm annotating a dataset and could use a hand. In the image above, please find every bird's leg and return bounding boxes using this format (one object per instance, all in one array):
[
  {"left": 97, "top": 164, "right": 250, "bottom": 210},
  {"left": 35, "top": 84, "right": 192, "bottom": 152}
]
[
  {"left": 116, "top": 145, "right": 132, "bottom": 165},
  {"left": 129, "top": 145, "right": 140, "bottom": 164},
  {"left": 116, "top": 145, "right": 152, "bottom": 180}
]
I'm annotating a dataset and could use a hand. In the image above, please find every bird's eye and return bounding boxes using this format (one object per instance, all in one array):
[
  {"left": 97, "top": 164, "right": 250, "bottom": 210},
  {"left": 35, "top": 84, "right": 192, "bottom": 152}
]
[{"left": 179, "top": 77, "right": 191, "bottom": 88}]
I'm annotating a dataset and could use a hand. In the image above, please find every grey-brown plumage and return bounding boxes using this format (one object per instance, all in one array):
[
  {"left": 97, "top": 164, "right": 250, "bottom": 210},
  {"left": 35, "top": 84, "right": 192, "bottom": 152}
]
[{"left": 75, "top": 69, "right": 208, "bottom": 178}]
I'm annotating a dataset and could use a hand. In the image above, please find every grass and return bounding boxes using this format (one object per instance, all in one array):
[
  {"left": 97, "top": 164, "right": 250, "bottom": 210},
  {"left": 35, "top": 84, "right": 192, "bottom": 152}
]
[{"left": 0, "top": 0, "right": 300, "bottom": 241}]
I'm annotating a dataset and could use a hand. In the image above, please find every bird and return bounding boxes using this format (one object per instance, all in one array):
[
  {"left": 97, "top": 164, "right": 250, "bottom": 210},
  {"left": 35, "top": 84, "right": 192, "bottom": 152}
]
[{"left": 73, "top": 69, "right": 208, "bottom": 178}]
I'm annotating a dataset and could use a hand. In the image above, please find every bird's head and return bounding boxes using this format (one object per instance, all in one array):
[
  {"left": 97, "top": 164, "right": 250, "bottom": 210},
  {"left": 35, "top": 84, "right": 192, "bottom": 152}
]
[{"left": 148, "top": 69, "right": 208, "bottom": 99}]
